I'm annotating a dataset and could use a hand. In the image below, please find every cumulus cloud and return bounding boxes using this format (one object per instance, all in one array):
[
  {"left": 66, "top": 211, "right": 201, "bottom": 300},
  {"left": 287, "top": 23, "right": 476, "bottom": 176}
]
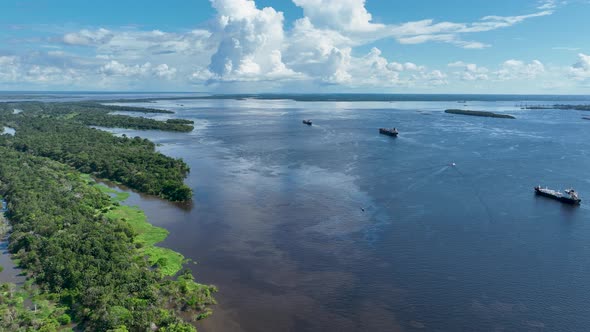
[
  {"left": 205, "top": 0, "right": 302, "bottom": 82},
  {"left": 153, "top": 64, "right": 177, "bottom": 79},
  {"left": 495, "top": 59, "right": 545, "bottom": 80},
  {"left": 99, "top": 60, "right": 177, "bottom": 79},
  {"left": 292, "top": 0, "right": 384, "bottom": 32},
  {"left": 4, "top": 0, "right": 572, "bottom": 91},
  {"left": 414, "top": 69, "right": 448, "bottom": 86},
  {"left": 448, "top": 61, "right": 489, "bottom": 81},
  {"left": 343, "top": 47, "right": 450, "bottom": 88},
  {"left": 569, "top": 53, "right": 590, "bottom": 80}
]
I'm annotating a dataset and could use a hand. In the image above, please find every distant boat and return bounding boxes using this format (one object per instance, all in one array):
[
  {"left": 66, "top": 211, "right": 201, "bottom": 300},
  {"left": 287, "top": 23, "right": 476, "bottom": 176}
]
[
  {"left": 583, "top": 117, "right": 590, "bottom": 121},
  {"left": 302, "top": 120, "right": 312, "bottom": 126},
  {"left": 379, "top": 127, "right": 399, "bottom": 137},
  {"left": 534, "top": 186, "right": 581, "bottom": 205}
]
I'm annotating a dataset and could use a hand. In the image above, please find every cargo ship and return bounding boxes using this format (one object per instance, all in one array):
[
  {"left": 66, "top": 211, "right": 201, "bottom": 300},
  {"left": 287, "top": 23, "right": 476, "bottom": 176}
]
[
  {"left": 379, "top": 128, "right": 399, "bottom": 137},
  {"left": 534, "top": 186, "right": 581, "bottom": 205},
  {"left": 302, "top": 120, "right": 312, "bottom": 126}
]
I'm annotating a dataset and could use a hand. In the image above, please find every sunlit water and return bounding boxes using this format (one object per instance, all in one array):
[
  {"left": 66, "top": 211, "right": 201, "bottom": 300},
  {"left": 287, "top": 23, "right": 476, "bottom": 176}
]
[{"left": 71, "top": 97, "right": 590, "bottom": 331}]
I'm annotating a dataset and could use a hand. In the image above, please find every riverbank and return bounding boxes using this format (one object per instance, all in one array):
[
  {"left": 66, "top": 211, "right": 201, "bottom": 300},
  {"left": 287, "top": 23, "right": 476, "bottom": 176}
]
[{"left": 83, "top": 174, "right": 186, "bottom": 277}]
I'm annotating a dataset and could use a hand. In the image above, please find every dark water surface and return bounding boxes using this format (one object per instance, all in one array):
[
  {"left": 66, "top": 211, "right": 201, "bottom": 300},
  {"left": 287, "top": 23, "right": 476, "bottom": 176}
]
[{"left": 103, "top": 98, "right": 589, "bottom": 332}]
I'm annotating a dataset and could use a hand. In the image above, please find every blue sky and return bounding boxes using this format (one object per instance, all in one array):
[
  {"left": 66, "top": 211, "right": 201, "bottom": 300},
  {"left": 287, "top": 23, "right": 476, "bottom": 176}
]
[{"left": 1, "top": 0, "right": 590, "bottom": 93}]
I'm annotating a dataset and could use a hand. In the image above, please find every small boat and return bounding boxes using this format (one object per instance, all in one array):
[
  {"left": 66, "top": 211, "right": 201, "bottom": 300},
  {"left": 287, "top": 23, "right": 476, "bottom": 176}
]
[
  {"left": 379, "top": 127, "right": 399, "bottom": 137},
  {"left": 534, "top": 186, "right": 581, "bottom": 205},
  {"left": 302, "top": 120, "right": 312, "bottom": 126}
]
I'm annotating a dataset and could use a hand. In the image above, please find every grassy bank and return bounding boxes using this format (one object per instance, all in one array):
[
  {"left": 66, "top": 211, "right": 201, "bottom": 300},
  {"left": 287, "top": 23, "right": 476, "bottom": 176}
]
[
  {"left": 86, "top": 176, "right": 186, "bottom": 277},
  {"left": 105, "top": 204, "right": 184, "bottom": 277}
]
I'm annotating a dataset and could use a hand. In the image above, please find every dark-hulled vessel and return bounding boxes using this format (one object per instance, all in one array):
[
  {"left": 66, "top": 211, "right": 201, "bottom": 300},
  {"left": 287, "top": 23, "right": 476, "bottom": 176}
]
[
  {"left": 534, "top": 186, "right": 581, "bottom": 205},
  {"left": 303, "top": 120, "right": 312, "bottom": 126},
  {"left": 379, "top": 127, "right": 399, "bottom": 137}
]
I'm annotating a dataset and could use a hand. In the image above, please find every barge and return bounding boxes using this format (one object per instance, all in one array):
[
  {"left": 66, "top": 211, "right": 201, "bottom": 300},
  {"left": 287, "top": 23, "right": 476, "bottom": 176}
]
[{"left": 534, "top": 186, "right": 581, "bottom": 205}]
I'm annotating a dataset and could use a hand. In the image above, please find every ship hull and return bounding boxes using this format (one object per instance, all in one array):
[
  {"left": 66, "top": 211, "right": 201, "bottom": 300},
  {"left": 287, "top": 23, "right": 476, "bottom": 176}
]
[{"left": 534, "top": 188, "right": 581, "bottom": 205}]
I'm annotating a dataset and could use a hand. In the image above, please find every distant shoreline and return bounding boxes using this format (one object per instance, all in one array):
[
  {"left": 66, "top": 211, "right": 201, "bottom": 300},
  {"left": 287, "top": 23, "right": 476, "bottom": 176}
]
[{"left": 3, "top": 92, "right": 590, "bottom": 104}]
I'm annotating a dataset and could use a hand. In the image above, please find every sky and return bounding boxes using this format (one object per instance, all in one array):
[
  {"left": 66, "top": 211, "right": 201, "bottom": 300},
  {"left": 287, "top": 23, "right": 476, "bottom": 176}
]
[{"left": 1, "top": 0, "right": 590, "bottom": 94}]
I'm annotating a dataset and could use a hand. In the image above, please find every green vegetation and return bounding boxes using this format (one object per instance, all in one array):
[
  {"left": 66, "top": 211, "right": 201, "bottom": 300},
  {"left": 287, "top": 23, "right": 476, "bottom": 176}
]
[
  {"left": 0, "top": 102, "right": 191, "bottom": 132},
  {"left": 525, "top": 104, "right": 590, "bottom": 111},
  {"left": 102, "top": 200, "right": 184, "bottom": 277},
  {"left": 0, "top": 280, "right": 74, "bottom": 331},
  {"left": 0, "top": 102, "right": 193, "bottom": 201},
  {"left": 445, "top": 109, "right": 516, "bottom": 119},
  {"left": 166, "top": 119, "right": 195, "bottom": 125},
  {"left": 0, "top": 147, "right": 216, "bottom": 330},
  {"left": 94, "top": 183, "right": 131, "bottom": 203},
  {"left": 0, "top": 101, "right": 216, "bottom": 330}
]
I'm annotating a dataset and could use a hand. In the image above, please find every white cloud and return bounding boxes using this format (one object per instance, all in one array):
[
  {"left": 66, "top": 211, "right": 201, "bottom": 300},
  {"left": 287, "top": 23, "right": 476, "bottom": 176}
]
[
  {"left": 448, "top": 61, "right": 489, "bottom": 81},
  {"left": 206, "top": 0, "right": 302, "bottom": 82},
  {"left": 552, "top": 46, "right": 580, "bottom": 51},
  {"left": 25, "top": 66, "right": 78, "bottom": 83},
  {"left": 389, "top": 11, "right": 551, "bottom": 49},
  {"left": 0, "top": 56, "right": 20, "bottom": 81},
  {"left": 292, "top": 0, "right": 384, "bottom": 32},
  {"left": 352, "top": 48, "right": 401, "bottom": 85},
  {"left": 153, "top": 64, "right": 177, "bottom": 79},
  {"left": 62, "top": 28, "right": 213, "bottom": 71},
  {"left": 495, "top": 59, "right": 545, "bottom": 80},
  {"left": 414, "top": 69, "right": 448, "bottom": 86},
  {"left": 99, "top": 60, "right": 151, "bottom": 77},
  {"left": 569, "top": 53, "right": 590, "bottom": 80},
  {"left": 4, "top": 0, "right": 577, "bottom": 92},
  {"left": 537, "top": 0, "right": 567, "bottom": 10},
  {"left": 99, "top": 60, "right": 177, "bottom": 79},
  {"left": 63, "top": 28, "right": 114, "bottom": 46}
]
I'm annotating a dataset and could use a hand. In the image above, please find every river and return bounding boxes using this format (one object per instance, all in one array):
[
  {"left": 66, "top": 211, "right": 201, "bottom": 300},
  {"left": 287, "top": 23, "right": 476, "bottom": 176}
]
[{"left": 100, "top": 96, "right": 589, "bottom": 332}]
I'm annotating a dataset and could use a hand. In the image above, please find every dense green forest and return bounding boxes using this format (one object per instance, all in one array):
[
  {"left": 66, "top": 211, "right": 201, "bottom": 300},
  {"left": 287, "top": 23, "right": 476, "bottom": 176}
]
[
  {"left": 0, "top": 102, "right": 193, "bottom": 132},
  {"left": 0, "top": 102, "right": 193, "bottom": 201},
  {"left": 0, "top": 147, "right": 215, "bottom": 331},
  {"left": 0, "top": 101, "right": 215, "bottom": 330}
]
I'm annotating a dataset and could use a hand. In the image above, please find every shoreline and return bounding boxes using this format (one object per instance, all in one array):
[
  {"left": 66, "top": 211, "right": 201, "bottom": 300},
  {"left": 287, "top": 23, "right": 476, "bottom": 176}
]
[{"left": 86, "top": 175, "right": 188, "bottom": 277}]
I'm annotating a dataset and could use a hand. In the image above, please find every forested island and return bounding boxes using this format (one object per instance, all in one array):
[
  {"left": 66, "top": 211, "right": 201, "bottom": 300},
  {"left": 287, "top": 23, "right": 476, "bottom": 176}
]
[
  {"left": 445, "top": 109, "right": 516, "bottom": 119},
  {"left": 524, "top": 104, "right": 590, "bottom": 111},
  {"left": 0, "top": 101, "right": 214, "bottom": 331}
]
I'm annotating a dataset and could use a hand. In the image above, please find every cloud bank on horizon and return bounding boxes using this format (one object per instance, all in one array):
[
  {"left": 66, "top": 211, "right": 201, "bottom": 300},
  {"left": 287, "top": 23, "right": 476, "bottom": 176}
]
[{"left": 0, "top": 0, "right": 589, "bottom": 93}]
